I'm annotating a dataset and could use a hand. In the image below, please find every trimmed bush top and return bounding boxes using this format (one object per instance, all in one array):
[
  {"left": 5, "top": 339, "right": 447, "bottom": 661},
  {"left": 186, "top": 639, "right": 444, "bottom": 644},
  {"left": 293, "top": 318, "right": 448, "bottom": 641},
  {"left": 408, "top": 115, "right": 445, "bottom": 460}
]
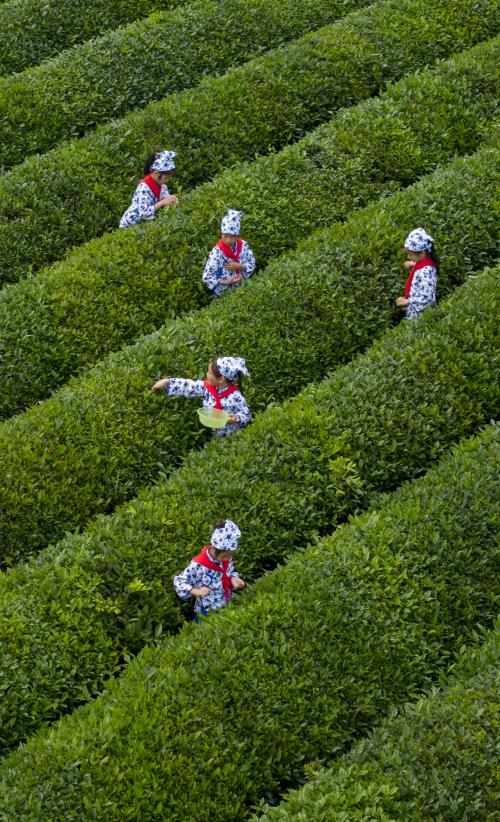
[
  {"left": 0, "top": 418, "right": 497, "bottom": 817},
  {"left": 0, "top": 0, "right": 497, "bottom": 282},
  {"left": 0, "top": 252, "right": 498, "bottom": 751},
  {"left": 0, "top": 0, "right": 366, "bottom": 168},
  {"left": 254, "top": 625, "right": 500, "bottom": 821},
  {"left": 0, "top": 0, "right": 189, "bottom": 77},
  {"left": 0, "top": 36, "right": 498, "bottom": 422}
]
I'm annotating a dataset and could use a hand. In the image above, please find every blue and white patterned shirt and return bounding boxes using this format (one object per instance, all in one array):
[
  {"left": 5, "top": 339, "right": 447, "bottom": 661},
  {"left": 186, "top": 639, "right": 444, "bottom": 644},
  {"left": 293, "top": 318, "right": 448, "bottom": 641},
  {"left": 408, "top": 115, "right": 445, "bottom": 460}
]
[
  {"left": 406, "top": 264, "right": 437, "bottom": 319},
  {"left": 173, "top": 553, "right": 240, "bottom": 614},
  {"left": 202, "top": 241, "right": 256, "bottom": 296},
  {"left": 119, "top": 181, "right": 170, "bottom": 228},
  {"left": 166, "top": 378, "right": 251, "bottom": 437}
]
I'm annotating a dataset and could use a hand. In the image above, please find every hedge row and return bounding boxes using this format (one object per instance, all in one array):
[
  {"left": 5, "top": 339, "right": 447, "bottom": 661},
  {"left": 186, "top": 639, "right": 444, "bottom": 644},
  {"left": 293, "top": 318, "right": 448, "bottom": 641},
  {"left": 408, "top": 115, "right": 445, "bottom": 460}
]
[
  {"left": 0, "top": 262, "right": 498, "bottom": 751},
  {"left": 0, "top": 0, "right": 366, "bottom": 168},
  {"left": 0, "top": 40, "right": 498, "bottom": 421},
  {"left": 0, "top": 0, "right": 189, "bottom": 76},
  {"left": 255, "top": 626, "right": 500, "bottom": 821},
  {"left": 0, "top": 0, "right": 496, "bottom": 283},
  {"left": 0, "top": 134, "right": 498, "bottom": 564},
  {"left": 1, "top": 141, "right": 499, "bottom": 566},
  {"left": 0, "top": 418, "right": 498, "bottom": 816}
]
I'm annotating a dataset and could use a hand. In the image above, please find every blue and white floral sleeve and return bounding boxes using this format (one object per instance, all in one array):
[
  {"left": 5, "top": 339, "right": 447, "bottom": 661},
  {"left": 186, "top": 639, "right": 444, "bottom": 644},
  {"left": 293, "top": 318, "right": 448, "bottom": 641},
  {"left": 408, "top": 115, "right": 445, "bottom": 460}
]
[
  {"left": 119, "top": 183, "right": 171, "bottom": 227},
  {"left": 228, "top": 391, "right": 251, "bottom": 427},
  {"left": 166, "top": 378, "right": 205, "bottom": 398},
  {"left": 135, "top": 182, "right": 170, "bottom": 222},
  {"left": 407, "top": 265, "right": 437, "bottom": 319},
  {"left": 240, "top": 241, "right": 256, "bottom": 279},
  {"left": 173, "top": 557, "right": 240, "bottom": 613},
  {"left": 173, "top": 561, "right": 204, "bottom": 600},
  {"left": 202, "top": 247, "right": 226, "bottom": 292}
]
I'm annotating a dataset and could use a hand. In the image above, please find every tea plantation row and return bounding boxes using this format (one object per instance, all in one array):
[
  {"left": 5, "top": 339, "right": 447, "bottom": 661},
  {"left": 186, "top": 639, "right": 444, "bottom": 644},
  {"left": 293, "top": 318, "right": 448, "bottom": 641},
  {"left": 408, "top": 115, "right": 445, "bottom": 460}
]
[
  {"left": 0, "top": 38, "right": 498, "bottom": 422},
  {"left": 0, "top": 0, "right": 366, "bottom": 167},
  {"left": 0, "top": 53, "right": 498, "bottom": 560},
  {"left": 0, "top": 0, "right": 496, "bottom": 282},
  {"left": 0, "top": 419, "right": 497, "bottom": 817},
  {"left": 1, "top": 262, "right": 498, "bottom": 750},
  {"left": 255, "top": 624, "right": 499, "bottom": 820},
  {"left": 0, "top": 138, "right": 498, "bottom": 565},
  {"left": 0, "top": 0, "right": 189, "bottom": 76}
]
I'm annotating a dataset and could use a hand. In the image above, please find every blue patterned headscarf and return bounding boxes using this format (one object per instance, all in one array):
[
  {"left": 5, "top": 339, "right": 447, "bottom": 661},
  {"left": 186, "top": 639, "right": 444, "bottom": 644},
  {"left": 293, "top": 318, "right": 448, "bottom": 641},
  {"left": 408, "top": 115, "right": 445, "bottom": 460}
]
[
  {"left": 217, "top": 356, "right": 250, "bottom": 380},
  {"left": 404, "top": 227, "right": 434, "bottom": 252},
  {"left": 211, "top": 520, "right": 241, "bottom": 552},
  {"left": 150, "top": 150, "right": 176, "bottom": 172},
  {"left": 221, "top": 209, "right": 244, "bottom": 235}
]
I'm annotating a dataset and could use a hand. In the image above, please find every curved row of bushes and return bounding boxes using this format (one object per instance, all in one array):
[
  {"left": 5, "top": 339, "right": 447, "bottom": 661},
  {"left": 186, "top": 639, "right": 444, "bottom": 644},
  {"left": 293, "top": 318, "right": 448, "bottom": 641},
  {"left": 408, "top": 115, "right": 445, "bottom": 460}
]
[
  {"left": 0, "top": 141, "right": 498, "bottom": 564},
  {"left": 0, "top": 0, "right": 496, "bottom": 283},
  {"left": 0, "top": 0, "right": 188, "bottom": 76},
  {"left": 256, "top": 625, "right": 499, "bottom": 821},
  {"left": 0, "top": 0, "right": 365, "bottom": 168},
  {"left": 0, "top": 261, "right": 498, "bottom": 751},
  {"left": 0, "top": 40, "right": 498, "bottom": 420},
  {"left": 0, "top": 416, "right": 498, "bottom": 816},
  {"left": 0, "top": 132, "right": 497, "bottom": 562}
]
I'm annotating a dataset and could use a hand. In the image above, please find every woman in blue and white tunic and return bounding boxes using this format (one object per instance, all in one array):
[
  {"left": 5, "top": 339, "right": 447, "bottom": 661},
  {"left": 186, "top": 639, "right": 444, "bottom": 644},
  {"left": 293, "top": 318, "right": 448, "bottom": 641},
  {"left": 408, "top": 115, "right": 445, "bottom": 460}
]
[
  {"left": 150, "top": 356, "right": 252, "bottom": 437},
  {"left": 119, "top": 150, "right": 179, "bottom": 228},
  {"left": 173, "top": 519, "right": 245, "bottom": 619},
  {"left": 202, "top": 209, "right": 256, "bottom": 296},
  {"left": 395, "top": 227, "right": 439, "bottom": 319}
]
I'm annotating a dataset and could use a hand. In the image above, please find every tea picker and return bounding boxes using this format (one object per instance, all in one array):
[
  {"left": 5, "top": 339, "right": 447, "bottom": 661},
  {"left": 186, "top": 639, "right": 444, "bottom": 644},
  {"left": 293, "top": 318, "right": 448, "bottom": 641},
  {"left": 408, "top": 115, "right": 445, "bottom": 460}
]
[
  {"left": 395, "top": 227, "right": 439, "bottom": 319},
  {"left": 151, "top": 356, "right": 252, "bottom": 437},
  {"left": 119, "top": 150, "right": 179, "bottom": 228},
  {"left": 202, "top": 209, "right": 256, "bottom": 296},
  {"left": 173, "top": 519, "right": 245, "bottom": 620}
]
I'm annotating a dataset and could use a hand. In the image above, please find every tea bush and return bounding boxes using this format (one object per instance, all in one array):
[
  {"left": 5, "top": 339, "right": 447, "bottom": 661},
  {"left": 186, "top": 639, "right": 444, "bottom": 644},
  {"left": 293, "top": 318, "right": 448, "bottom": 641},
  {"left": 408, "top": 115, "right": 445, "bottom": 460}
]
[
  {"left": 0, "top": 421, "right": 497, "bottom": 816},
  {"left": 0, "top": 263, "right": 498, "bottom": 750},
  {"left": 0, "top": 0, "right": 364, "bottom": 168},
  {"left": 255, "top": 626, "right": 500, "bottom": 820},
  {"left": 0, "top": 38, "right": 498, "bottom": 418},
  {"left": 0, "top": 0, "right": 496, "bottom": 281},
  {"left": 0, "top": 141, "right": 498, "bottom": 561},
  {"left": 0, "top": 137, "right": 498, "bottom": 562},
  {"left": 0, "top": 0, "right": 188, "bottom": 76}
]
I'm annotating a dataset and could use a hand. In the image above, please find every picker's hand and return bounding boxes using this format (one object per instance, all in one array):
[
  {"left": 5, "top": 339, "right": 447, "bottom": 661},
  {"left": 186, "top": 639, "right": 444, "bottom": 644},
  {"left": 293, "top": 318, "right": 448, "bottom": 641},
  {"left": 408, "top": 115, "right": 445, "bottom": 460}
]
[
  {"left": 226, "top": 413, "right": 239, "bottom": 424},
  {"left": 191, "top": 586, "right": 211, "bottom": 597},
  {"left": 220, "top": 274, "right": 241, "bottom": 286},
  {"left": 403, "top": 260, "right": 414, "bottom": 270},
  {"left": 156, "top": 195, "right": 179, "bottom": 208},
  {"left": 151, "top": 378, "right": 169, "bottom": 393},
  {"left": 224, "top": 261, "right": 241, "bottom": 272},
  {"left": 231, "top": 577, "right": 245, "bottom": 590},
  {"left": 395, "top": 296, "right": 409, "bottom": 308}
]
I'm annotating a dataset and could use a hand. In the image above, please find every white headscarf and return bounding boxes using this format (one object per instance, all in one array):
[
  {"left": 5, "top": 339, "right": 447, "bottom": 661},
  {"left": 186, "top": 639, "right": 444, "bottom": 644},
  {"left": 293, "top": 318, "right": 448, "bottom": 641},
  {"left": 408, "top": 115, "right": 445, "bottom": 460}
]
[
  {"left": 216, "top": 356, "right": 250, "bottom": 380},
  {"left": 221, "top": 209, "right": 244, "bottom": 235},
  {"left": 404, "top": 227, "right": 434, "bottom": 252},
  {"left": 150, "top": 150, "right": 176, "bottom": 172},
  {"left": 211, "top": 520, "right": 241, "bottom": 552}
]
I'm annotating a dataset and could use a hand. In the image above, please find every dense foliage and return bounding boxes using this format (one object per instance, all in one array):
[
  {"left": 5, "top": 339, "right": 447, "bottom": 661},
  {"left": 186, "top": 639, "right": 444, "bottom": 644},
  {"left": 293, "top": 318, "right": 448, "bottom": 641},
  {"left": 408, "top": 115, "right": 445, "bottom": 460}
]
[
  {"left": 0, "top": 0, "right": 364, "bottom": 168},
  {"left": 255, "top": 626, "right": 500, "bottom": 820},
  {"left": 0, "top": 421, "right": 497, "bottom": 817},
  {"left": 0, "top": 132, "right": 498, "bottom": 563},
  {"left": 0, "top": 0, "right": 189, "bottom": 76},
  {"left": 0, "top": 0, "right": 497, "bottom": 811},
  {"left": 0, "top": 38, "right": 498, "bottom": 420},
  {"left": 0, "top": 0, "right": 496, "bottom": 281},
  {"left": 0, "top": 261, "right": 498, "bottom": 750}
]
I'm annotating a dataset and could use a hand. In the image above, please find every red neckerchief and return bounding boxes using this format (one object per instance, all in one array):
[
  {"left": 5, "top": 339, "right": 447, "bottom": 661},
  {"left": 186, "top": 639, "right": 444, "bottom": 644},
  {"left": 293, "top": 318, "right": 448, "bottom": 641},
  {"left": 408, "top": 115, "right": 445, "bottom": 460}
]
[
  {"left": 192, "top": 546, "right": 232, "bottom": 602},
  {"left": 203, "top": 380, "right": 238, "bottom": 410},
  {"left": 216, "top": 238, "right": 243, "bottom": 262},
  {"left": 140, "top": 174, "right": 162, "bottom": 199},
  {"left": 404, "top": 255, "right": 435, "bottom": 298}
]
